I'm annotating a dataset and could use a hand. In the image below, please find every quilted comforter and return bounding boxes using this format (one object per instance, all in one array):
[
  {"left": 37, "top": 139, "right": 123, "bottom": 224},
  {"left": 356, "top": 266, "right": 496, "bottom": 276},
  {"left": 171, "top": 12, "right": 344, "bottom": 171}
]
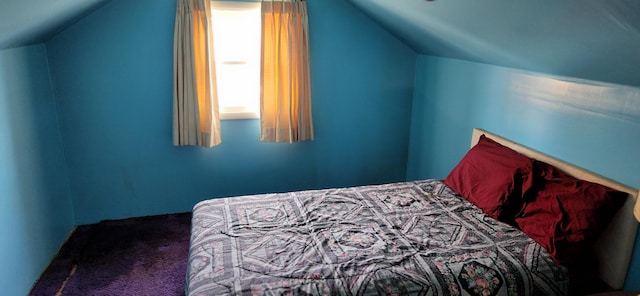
[{"left": 187, "top": 180, "right": 568, "bottom": 295}]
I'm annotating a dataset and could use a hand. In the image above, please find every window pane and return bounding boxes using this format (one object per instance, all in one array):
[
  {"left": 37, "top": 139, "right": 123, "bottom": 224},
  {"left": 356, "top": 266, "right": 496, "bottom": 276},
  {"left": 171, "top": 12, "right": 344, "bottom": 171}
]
[
  {"left": 216, "top": 64, "right": 259, "bottom": 110},
  {"left": 211, "top": 2, "right": 261, "bottom": 119}
]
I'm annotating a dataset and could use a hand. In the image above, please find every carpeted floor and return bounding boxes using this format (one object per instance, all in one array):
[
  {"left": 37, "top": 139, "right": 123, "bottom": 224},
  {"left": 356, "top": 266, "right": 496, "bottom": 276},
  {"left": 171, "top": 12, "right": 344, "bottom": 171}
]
[{"left": 30, "top": 213, "right": 192, "bottom": 296}]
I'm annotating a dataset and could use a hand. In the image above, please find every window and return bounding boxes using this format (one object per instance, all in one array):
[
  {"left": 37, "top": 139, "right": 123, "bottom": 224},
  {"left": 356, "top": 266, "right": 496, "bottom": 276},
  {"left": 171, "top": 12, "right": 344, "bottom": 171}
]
[{"left": 210, "top": 1, "right": 261, "bottom": 120}]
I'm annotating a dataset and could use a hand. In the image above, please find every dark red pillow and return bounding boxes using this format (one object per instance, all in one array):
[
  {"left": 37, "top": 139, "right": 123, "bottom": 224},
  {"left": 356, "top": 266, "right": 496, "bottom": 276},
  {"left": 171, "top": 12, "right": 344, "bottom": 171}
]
[
  {"left": 515, "top": 161, "right": 626, "bottom": 265},
  {"left": 443, "top": 135, "right": 535, "bottom": 222}
]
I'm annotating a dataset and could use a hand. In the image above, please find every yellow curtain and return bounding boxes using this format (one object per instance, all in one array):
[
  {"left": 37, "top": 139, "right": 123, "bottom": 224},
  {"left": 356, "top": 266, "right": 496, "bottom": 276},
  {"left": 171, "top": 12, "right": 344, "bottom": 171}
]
[
  {"left": 260, "top": 0, "right": 313, "bottom": 143},
  {"left": 635, "top": 191, "right": 640, "bottom": 222},
  {"left": 173, "top": 0, "right": 221, "bottom": 148}
]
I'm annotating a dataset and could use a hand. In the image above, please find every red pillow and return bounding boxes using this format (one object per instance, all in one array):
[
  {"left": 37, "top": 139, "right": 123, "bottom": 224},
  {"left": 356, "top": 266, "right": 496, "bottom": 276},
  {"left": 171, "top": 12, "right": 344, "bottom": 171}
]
[
  {"left": 515, "top": 161, "right": 626, "bottom": 265},
  {"left": 444, "top": 135, "right": 535, "bottom": 222}
]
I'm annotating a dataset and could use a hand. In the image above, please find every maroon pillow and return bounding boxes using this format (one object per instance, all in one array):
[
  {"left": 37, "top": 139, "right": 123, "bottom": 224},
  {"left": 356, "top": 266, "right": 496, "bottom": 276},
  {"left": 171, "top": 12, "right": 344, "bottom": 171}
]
[
  {"left": 515, "top": 161, "right": 626, "bottom": 265},
  {"left": 443, "top": 135, "right": 535, "bottom": 222}
]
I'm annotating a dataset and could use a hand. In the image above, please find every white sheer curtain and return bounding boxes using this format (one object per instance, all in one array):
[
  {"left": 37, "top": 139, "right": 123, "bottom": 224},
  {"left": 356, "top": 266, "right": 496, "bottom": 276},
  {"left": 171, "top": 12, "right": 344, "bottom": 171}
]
[
  {"left": 260, "top": 0, "right": 313, "bottom": 143},
  {"left": 173, "top": 0, "right": 221, "bottom": 148}
]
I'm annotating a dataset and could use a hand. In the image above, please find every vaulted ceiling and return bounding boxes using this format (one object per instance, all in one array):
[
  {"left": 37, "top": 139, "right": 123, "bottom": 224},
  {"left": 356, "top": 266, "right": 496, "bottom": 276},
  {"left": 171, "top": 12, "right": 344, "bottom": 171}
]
[
  {"left": 1, "top": 0, "right": 639, "bottom": 86},
  {"left": 348, "top": 0, "right": 640, "bottom": 86},
  {"left": 0, "top": 0, "right": 108, "bottom": 50}
]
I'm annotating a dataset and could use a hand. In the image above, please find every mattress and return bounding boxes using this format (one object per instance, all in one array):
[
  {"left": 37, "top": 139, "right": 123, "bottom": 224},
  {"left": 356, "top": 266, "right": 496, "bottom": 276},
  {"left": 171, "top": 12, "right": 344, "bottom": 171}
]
[{"left": 187, "top": 180, "right": 568, "bottom": 295}]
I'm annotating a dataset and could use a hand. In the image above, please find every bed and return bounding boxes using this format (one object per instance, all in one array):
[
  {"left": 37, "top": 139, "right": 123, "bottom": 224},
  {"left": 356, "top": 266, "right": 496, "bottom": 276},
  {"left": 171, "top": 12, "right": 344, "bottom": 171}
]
[{"left": 186, "top": 128, "right": 639, "bottom": 295}]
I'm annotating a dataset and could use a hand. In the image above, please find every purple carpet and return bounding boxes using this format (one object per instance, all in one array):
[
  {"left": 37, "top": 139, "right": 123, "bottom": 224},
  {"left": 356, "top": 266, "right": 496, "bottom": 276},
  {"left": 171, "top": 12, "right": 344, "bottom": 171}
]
[{"left": 30, "top": 213, "right": 191, "bottom": 296}]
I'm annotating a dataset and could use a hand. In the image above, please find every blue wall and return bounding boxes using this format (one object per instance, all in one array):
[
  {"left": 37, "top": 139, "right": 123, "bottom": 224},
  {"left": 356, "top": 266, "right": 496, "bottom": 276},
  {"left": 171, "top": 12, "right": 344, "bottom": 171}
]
[
  {"left": 6, "top": 0, "right": 640, "bottom": 292},
  {"left": 45, "top": 0, "right": 416, "bottom": 225},
  {"left": 406, "top": 55, "right": 640, "bottom": 289},
  {"left": 0, "top": 45, "right": 74, "bottom": 295}
]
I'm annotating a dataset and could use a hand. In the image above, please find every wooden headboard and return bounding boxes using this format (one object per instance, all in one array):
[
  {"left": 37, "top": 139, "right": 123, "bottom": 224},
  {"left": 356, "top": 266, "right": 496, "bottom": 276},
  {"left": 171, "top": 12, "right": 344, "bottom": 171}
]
[{"left": 471, "top": 128, "right": 639, "bottom": 289}]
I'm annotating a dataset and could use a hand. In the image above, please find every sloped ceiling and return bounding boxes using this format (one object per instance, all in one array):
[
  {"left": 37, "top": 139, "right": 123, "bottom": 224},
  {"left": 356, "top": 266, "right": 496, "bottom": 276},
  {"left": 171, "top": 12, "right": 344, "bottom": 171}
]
[
  {"left": 0, "top": 0, "right": 109, "bottom": 50},
  {"left": 348, "top": 0, "right": 640, "bottom": 86},
  {"left": 1, "top": 0, "right": 639, "bottom": 87}
]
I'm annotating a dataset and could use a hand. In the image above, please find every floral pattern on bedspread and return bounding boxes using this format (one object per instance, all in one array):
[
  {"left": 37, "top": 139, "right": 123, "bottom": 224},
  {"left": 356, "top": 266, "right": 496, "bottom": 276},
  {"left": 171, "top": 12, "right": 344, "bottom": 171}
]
[{"left": 187, "top": 180, "right": 568, "bottom": 296}]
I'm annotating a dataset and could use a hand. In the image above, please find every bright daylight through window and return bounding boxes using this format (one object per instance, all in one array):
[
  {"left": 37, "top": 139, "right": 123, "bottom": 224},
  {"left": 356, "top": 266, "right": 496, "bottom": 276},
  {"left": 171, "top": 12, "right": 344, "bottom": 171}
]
[{"left": 210, "top": 1, "right": 261, "bottom": 120}]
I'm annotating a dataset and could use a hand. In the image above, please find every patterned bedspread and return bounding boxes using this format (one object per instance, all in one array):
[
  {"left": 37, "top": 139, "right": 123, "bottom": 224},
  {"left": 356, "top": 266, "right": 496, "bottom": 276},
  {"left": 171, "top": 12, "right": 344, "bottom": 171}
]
[{"left": 187, "top": 180, "right": 568, "bottom": 295}]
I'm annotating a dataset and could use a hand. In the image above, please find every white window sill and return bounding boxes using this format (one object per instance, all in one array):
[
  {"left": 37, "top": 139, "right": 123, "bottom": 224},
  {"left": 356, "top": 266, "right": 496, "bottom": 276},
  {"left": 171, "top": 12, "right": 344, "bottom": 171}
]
[{"left": 220, "top": 111, "right": 260, "bottom": 120}]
